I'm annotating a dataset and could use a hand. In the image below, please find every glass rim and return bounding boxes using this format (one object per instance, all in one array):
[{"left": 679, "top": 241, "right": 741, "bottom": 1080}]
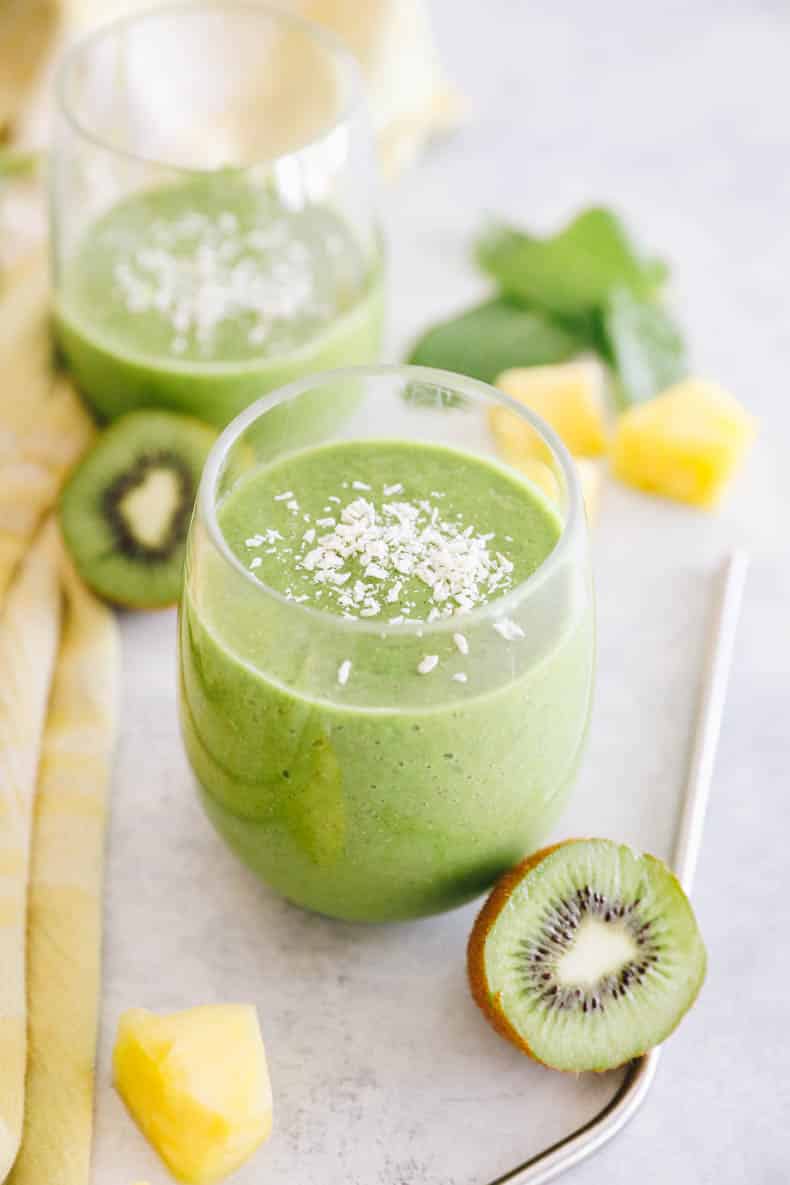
[
  {"left": 198, "top": 363, "right": 584, "bottom": 639},
  {"left": 55, "top": 0, "right": 367, "bottom": 175}
]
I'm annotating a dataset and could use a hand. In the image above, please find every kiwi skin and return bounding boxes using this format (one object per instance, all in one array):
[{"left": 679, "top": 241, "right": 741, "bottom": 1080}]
[
  {"left": 467, "top": 842, "right": 572, "bottom": 1068},
  {"left": 467, "top": 838, "right": 704, "bottom": 1073}
]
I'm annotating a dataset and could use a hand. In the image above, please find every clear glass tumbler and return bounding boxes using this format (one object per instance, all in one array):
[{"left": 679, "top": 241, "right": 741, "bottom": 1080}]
[
  {"left": 179, "top": 365, "right": 595, "bottom": 922},
  {"left": 51, "top": 2, "right": 384, "bottom": 427}
]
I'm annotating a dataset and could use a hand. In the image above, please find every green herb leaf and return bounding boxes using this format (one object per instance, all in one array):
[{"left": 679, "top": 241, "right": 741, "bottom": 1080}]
[
  {"left": 401, "top": 380, "right": 469, "bottom": 410},
  {"left": 475, "top": 208, "right": 666, "bottom": 317},
  {"left": 406, "top": 297, "right": 585, "bottom": 384},
  {"left": 603, "top": 286, "right": 687, "bottom": 409}
]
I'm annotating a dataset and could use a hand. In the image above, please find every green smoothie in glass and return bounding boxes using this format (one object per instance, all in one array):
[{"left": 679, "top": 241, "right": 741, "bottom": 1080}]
[
  {"left": 51, "top": 4, "right": 384, "bottom": 428},
  {"left": 55, "top": 175, "right": 383, "bottom": 426},
  {"left": 179, "top": 368, "right": 594, "bottom": 922}
]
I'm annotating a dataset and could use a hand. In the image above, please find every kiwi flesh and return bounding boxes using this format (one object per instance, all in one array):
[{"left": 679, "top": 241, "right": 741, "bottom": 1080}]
[
  {"left": 468, "top": 839, "right": 706, "bottom": 1072},
  {"left": 59, "top": 410, "right": 216, "bottom": 608}
]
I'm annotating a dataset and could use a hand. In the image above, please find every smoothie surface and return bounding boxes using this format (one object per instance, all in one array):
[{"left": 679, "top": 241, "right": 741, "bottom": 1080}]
[
  {"left": 55, "top": 174, "right": 383, "bottom": 424},
  {"left": 218, "top": 439, "right": 562, "bottom": 625},
  {"left": 60, "top": 173, "right": 371, "bottom": 364}
]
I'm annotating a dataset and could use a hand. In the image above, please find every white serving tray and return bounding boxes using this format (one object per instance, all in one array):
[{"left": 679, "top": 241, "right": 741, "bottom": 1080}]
[{"left": 93, "top": 485, "right": 713, "bottom": 1185}]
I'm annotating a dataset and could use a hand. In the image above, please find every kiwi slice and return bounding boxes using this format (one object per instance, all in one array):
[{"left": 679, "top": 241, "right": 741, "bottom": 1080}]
[
  {"left": 59, "top": 410, "right": 216, "bottom": 609},
  {"left": 468, "top": 839, "right": 706, "bottom": 1072}
]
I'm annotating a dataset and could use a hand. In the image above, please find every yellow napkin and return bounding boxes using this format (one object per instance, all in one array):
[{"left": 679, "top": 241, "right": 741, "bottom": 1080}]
[
  {"left": 0, "top": 523, "right": 61, "bottom": 1183},
  {"left": 7, "top": 552, "right": 119, "bottom": 1185},
  {"left": 0, "top": 259, "right": 120, "bottom": 1182},
  {"left": 9, "top": 0, "right": 462, "bottom": 178},
  {"left": 298, "top": 0, "right": 463, "bottom": 175},
  {"left": 0, "top": 2, "right": 58, "bottom": 138},
  {"left": 0, "top": 255, "right": 95, "bottom": 599}
]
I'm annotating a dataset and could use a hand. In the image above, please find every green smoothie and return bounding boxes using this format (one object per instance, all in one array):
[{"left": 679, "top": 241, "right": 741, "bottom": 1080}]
[
  {"left": 179, "top": 440, "right": 594, "bottom": 921},
  {"left": 55, "top": 174, "right": 383, "bottom": 426}
]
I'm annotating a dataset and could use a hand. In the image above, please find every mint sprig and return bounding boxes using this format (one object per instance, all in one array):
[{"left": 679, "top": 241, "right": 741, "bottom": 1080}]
[
  {"left": 406, "top": 206, "right": 687, "bottom": 409},
  {"left": 476, "top": 208, "right": 665, "bottom": 317}
]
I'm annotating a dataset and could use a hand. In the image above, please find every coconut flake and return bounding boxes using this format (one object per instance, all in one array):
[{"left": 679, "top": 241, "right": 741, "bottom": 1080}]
[
  {"left": 337, "top": 659, "right": 352, "bottom": 686},
  {"left": 246, "top": 484, "right": 518, "bottom": 623},
  {"left": 417, "top": 654, "right": 439, "bottom": 675},
  {"left": 493, "top": 619, "right": 525, "bottom": 641},
  {"left": 453, "top": 632, "right": 469, "bottom": 656}
]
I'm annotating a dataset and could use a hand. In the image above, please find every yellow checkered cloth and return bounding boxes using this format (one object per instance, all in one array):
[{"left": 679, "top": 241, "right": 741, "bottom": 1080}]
[{"left": 0, "top": 254, "right": 120, "bottom": 1185}]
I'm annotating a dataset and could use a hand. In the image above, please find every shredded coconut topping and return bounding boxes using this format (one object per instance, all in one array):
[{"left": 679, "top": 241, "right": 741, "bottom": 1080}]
[
  {"left": 108, "top": 208, "right": 344, "bottom": 356},
  {"left": 242, "top": 481, "right": 520, "bottom": 645},
  {"left": 453, "top": 632, "right": 470, "bottom": 656},
  {"left": 271, "top": 491, "right": 517, "bottom": 620},
  {"left": 417, "top": 654, "right": 439, "bottom": 675},
  {"left": 493, "top": 618, "right": 525, "bottom": 641}
]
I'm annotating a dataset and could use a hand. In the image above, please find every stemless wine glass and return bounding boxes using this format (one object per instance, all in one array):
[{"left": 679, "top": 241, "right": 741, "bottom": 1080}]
[
  {"left": 50, "top": 2, "right": 383, "bottom": 427},
  {"left": 179, "top": 365, "right": 595, "bottom": 922}
]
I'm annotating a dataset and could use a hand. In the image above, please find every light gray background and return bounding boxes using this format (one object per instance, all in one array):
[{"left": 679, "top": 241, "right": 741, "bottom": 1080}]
[{"left": 95, "top": 2, "right": 789, "bottom": 1183}]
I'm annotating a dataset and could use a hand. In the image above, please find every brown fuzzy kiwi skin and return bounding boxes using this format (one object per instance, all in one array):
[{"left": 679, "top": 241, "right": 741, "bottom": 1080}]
[{"left": 467, "top": 839, "right": 587, "bottom": 1069}]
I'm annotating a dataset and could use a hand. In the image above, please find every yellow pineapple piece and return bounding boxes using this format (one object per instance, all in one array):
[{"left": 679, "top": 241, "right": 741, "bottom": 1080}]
[
  {"left": 515, "top": 456, "right": 561, "bottom": 503},
  {"left": 507, "top": 456, "right": 602, "bottom": 525},
  {"left": 611, "top": 379, "right": 756, "bottom": 508},
  {"left": 114, "top": 1005, "right": 273, "bottom": 1185},
  {"left": 492, "top": 360, "right": 609, "bottom": 459}
]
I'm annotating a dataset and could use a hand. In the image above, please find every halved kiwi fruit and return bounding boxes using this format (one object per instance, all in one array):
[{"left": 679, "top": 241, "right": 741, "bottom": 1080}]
[
  {"left": 59, "top": 410, "right": 216, "bottom": 609},
  {"left": 468, "top": 839, "right": 706, "bottom": 1072}
]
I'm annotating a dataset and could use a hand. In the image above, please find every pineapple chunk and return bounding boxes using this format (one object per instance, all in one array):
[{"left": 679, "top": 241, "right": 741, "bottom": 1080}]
[
  {"left": 516, "top": 456, "right": 561, "bottom": 503},
  {"left": 492, "top": 360, "right": 609, "bottom": 459},
  {"left": 114, "top": 1005, "right": 273, "bottom": 1185},
  {"left": 507, "top": 456, "right": 603, "bottom": 524},
  {"left": 611, "top": 379, "right": 756, "bottom": 508}
]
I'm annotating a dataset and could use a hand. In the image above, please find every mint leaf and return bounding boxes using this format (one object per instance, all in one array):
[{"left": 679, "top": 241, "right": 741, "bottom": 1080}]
[
  {"left": 475, "top": 208, "right": 665, "bottom": 317},
  {"left": 406, "top": 297, "right": 584, "bottom": 383},
  {"left": 603, "top": 286, "right": 687, "bottom": 409},
  {"left": 402, "top": 380, "right": 469, "bottom": 410}
]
